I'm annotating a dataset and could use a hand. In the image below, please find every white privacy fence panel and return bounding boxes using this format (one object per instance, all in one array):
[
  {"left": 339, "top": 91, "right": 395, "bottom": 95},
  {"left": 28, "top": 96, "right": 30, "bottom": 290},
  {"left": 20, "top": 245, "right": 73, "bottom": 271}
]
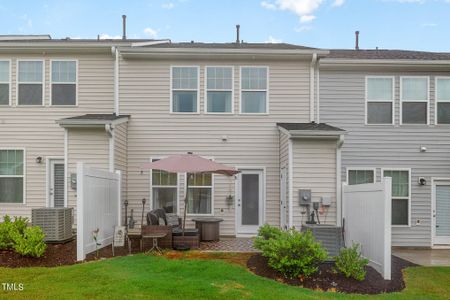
[
  {"left": 342, "top": 178, "right": 392, "bottom": 280},
  {"left": 77, "top": 162, "right": 121, "bottom": 261}
]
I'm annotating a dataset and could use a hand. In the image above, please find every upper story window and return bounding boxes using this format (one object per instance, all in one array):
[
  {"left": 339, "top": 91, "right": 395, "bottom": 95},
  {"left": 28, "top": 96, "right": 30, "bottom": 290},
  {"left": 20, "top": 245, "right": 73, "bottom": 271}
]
[
  {"left": 0, "top": 149, "right": 24, "bottom": 204},
  {"left": 206, "top": 66, "right": 233, "bottom": 113},
  {"left": 51, "top": 60, "right": 77, "bottom": 106},
  {"left": 436, "top": 77, "right": 450, "bottom": 124},
  {"left": 347, "top": 168, "right": 375, "bottom": 185},
  {"left": 240, "top": 67, "right": 268, "bottom": 114},
  {"left": 17, "top": 60, "right": 44, "bottom": 106},
  {"left": 401, "top": 77, "right": 429, "bottom": 124},
  {"left": 0, "top": 61, "right": 10, "bottom": 105},
  {"left": 383, "top": 169, "right": 410, "bottom": 226},
  {"left": 366, "top": 77, "right": 394, "bottom": 124},
  {"left": 171, "top": 66, "right": 199, "bottom": 113}
]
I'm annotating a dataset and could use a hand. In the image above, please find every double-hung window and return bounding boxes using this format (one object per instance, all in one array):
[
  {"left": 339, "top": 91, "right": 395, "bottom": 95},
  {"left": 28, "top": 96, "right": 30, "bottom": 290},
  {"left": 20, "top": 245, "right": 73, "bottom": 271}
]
[
  {"left": 240, "top": 67, "right": 268, "bottom": 114},
  {"left": 0, "top": 150, "right": 24, "bottom": 204},
  {"left": 366, "top": 77, "right": 394, "bottom": 124},
  {"left": 347, "top": 168, "right": 375, "bottom": 185},
  {"left": 383, "top": 169, "right": 410, "bottom": 226},
  {"left": 436, "top": 77, "right": 450, "bottom": 124},
  {"left": 51, "top": 60, "right": 77, "bottom": 105},
  {"left": 151, "top": 159, "right": 178, "bottom": 213},
  {"left": 171, "top": 66, "right": 199, "bottom": 113},
  {"left": 187, "top": 173, "right": 212, "bottom": 215},
  {"left": 401, "top": 77, "right": 429, "bottom": 124},
  {"left": 0, "top": 61, "right": 10, "bottom": 105},
  {"left": 17, "top": 60, "right": 44, "bottom": 105},
  {"left": 206, "top": 66, "right": 233, "bottom": 113}
]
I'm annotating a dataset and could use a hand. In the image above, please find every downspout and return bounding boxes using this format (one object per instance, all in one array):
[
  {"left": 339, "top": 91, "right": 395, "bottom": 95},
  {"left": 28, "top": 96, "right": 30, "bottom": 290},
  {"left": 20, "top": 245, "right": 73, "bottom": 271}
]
[
  {"left": 106, "top": 124, "right": 115, "bottom": 172},
  {"left": 309, "top": 53, "right": 317, "bottom": 123},
  {"left": 112, "top": 47, "right": 120, "bottom": 115},
  {"left": 288, "top": 137, "right": 294, "bottom": 228},
  {"left": 316, "top": 60, "right": 320, "bottom": 123},
  {"left": 336, "top": 134, "right": 345, "bottom": 227}
]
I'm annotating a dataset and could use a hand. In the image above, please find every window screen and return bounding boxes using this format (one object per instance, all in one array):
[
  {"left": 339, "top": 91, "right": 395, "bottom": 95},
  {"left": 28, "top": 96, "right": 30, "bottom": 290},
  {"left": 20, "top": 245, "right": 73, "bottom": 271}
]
[
  {"left": 206, "top": 67, "right": 233, "bottom": 113},
  {"left": 152, "top": 159, "right": 178, "bottom": 213},
  {"left": 436, "top": 78, "right": 450, "bottom": 124},
  {"left": 401, "top": 77, "right": 428, "bottom": 124},
  {"left": 241, "top": 67, "right": 267, "bottom": 113},
  {"left": 187, "top": 173, "right": 212, "bottom": 214},
  {"left": 172, "top": 67, "right": 198, "bottom": 112},
  {"left": 18, "top": 61, "right": 43, "bottom": 105},
  {"left": 384, "top": 170, "right": 409, "bottom": 225},
  {"left": 0, "top": 150, "right": 24, "bottom": 204},
  {"left": 366, "top": 77, "right": 393, "bottom": 124},
  {"left": 52, "top": 61, "right": 76, "bottom": 105},
  {"left": 348, "top": 169, "right": 375, "bottom": 185},
  {"left": 0, "top": 61, "right": 9, "bottom": 105}
]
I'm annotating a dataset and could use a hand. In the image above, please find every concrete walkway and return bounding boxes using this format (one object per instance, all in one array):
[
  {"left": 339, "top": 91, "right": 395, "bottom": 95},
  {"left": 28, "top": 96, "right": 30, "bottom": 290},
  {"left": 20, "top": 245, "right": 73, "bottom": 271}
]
[{"left": 392, "top": 248, "right": 450, "bottom": 266}]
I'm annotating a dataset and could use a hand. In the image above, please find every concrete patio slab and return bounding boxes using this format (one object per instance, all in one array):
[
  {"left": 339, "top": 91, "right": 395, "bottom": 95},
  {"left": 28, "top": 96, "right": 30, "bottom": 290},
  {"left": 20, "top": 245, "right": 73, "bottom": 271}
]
[{"left": 392, "top": 248, "right": 450, "bottom": 266}]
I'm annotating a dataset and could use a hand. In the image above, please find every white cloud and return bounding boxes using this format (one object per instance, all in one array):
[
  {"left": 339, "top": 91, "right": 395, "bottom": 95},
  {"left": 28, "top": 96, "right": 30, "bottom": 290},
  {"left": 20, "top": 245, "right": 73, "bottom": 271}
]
[
  {"left": 98, "top": 34, "right": 121, "bottom": 39},
  {"left": 261, "top": 1, "right": 277, "bottom": 9},
  {"left": 300, "top": 15, "right": 316, "bottom": 22},
  {"left": 421, "top": 22, "right": 437, "bottom": 27},
  {"left": 162, "top": 2, "right": 175, "bottom": 9},
  {"left": 332, "top": 0, "right": 345, "bottom": 6},
  {"left": 144, "top": 27, "right": 159, "bottom": 38},
  {"left": 266, "top": 36, "right": 283, "bottom": 43}
]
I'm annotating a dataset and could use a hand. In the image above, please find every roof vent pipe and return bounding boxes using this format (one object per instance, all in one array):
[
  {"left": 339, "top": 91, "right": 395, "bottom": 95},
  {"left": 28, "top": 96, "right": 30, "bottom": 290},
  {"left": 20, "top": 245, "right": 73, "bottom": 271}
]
[
  {"left": 122, "top": 15, "right": 127, "bottom": 40},
  {"left": 236, "top": 24, "right": 240, "bottom": 44},
  {"left": 355, "top": 30, "right": 359, "bottom": 50}
]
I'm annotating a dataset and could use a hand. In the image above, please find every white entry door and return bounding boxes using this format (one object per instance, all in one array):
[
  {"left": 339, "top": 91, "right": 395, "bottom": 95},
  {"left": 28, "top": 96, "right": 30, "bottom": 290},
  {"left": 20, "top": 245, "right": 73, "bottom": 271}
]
[
  {"left": 433, "top": 181, "right": 450, "bottom": 245},
  {"left": 49, "top": 159, "right": 65, "bottom": 207},
  {"left": 280, "top": 167, "right": 287, "bottom": 229},
  {"left": 236, "top": 169, "right": 264, "bottom": 235}
]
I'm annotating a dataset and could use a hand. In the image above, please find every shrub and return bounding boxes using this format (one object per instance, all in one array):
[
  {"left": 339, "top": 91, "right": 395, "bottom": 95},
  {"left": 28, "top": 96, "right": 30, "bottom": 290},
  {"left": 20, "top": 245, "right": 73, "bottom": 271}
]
[
  {"left": 0, "top": 216, "right": 29, "bottom": 250},
  {"left": 335, "top": 243, "right": 369, "bottom": 281},
  {"left": 11, "top": 226, "right": 47, "bottom": 258},
  {"left": 253, "top": 224, "right": 282, "bottom": 250},
  {"left": 255, "top": 226, "right": 328, "bottom": 279}
]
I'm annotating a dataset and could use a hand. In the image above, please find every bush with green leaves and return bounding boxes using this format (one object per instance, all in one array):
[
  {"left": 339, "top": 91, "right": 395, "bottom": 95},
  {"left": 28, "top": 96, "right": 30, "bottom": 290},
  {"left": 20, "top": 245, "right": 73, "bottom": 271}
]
[
  {"left": 11, "top": 226, "right": 47, "bottom": 258},
  {"left": 253, "top": 224, "right": 283, "bottom": 250},
  {"left": 254, "top": 226, "right": 328, "bottom": 279},
  {"left": 335, "top": 243, "right": 369, "bottom": 281},
  {"left": 0, "top": 216, "right": 29, "bottom": 250}
]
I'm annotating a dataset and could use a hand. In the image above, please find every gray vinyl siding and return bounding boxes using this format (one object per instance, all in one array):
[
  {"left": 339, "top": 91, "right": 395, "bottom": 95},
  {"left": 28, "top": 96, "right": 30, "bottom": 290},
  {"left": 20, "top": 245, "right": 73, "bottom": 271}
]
[
  {"left": 0, "top": 53, "right": 114, "bottom": 220},
  {"left": 114, "top": 122, "right": 128, "bottom": 221},
  {"left": 319, "top": 68, "right": 450, "bottom": 247},
  {"left": 279, "top": 130, "right": 290, "bottom": 228},
  {"left": 292, "top": 139, "right": 337, "bottom": 228},
  {"left": 119, "top": 58, "right": 312, "bottom": 235}
]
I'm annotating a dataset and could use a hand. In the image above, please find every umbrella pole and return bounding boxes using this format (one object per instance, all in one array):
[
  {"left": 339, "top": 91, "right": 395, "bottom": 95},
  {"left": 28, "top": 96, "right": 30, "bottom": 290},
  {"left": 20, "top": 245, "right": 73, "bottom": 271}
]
[{"left": 182, "top": 174, "right": 190, "bottom": 236}]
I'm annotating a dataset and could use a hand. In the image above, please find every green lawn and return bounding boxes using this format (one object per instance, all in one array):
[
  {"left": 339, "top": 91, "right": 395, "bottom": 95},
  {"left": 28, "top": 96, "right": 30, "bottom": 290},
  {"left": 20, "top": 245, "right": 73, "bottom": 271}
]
[{"left": 0, "top": 254, "right": 449, "bottom": 300}]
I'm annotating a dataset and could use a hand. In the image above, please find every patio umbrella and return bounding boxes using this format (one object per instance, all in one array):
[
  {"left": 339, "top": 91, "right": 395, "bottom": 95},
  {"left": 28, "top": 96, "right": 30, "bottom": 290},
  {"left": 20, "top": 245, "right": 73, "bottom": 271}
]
[{"left": 141, "top": 153, "right": 239, "bottom": 234}]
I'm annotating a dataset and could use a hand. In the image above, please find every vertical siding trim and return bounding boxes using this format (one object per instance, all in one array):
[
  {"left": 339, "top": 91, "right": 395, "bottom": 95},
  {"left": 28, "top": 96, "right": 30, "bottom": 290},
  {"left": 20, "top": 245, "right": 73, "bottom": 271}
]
[
  {"left": 336, "top": 136, "right": 344, "bottom": 226},
  {"left": 309, "top": 54, "right": 317, "bottom": 122},
  {"left": 108, "top": 126, "right": 114, "bottom": 172},
  {"left": 316, "top": 64, "right": 320, "bottom": 123},
  {"left": 288, "top": 137, "right": 294, "bottom": 227},
  {"left": 114, "top": 47, "right": 120, "bottom": 115},
  {"left": 64, "top": 128, "right": 68, "bottom": 207}
]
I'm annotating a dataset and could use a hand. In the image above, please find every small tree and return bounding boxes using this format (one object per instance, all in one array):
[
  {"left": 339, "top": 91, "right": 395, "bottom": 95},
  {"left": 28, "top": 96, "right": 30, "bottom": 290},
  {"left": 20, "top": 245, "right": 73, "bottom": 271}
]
[{"left": 335, "top": 243, "right": 369, "bottom": 281}]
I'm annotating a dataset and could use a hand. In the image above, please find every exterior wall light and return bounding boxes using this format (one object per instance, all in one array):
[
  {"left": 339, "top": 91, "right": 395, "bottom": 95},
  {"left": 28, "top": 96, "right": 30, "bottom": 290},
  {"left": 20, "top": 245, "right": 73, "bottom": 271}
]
[{"left": 36, "top": 156, "right": 43, "bottom": 164}]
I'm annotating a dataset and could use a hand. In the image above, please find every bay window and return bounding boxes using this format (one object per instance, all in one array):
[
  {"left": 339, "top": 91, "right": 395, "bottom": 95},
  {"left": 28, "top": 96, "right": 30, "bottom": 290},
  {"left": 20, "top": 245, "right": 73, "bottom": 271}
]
[
  {"left": 383, "top": 169, "right": 410, "bottom": 226},
  {"left": 206, "top": 66, "right": 233, "bottom": 113},
  {"left": 151, "top": 159, "right": 178, "bottom": 213},
  {"left": 171, "top": 66, "right": 199, "bottom": 113},
  {"left": 366, "top": 77, "right": 394, "bottom": 124},
  {"left": 17, "top": 60, "right": 44, "bottom": 105},
  {"left": 51, "top": 60, "right": 77, "bottom": 105},
  {"left": 0, "top": 149, "right": 24, "bottom": 204},
  {"left": 187, "top": 173, "right": 212, "bottom": 215},
  {"left": 436, "top": 77, "right": 450, "bottom": 124},
  {"left": 401, "top": 77, "right": 429, "bottom": 124},
  {"left": 240, "top": 67, "right": 268, "bottom": 113}
]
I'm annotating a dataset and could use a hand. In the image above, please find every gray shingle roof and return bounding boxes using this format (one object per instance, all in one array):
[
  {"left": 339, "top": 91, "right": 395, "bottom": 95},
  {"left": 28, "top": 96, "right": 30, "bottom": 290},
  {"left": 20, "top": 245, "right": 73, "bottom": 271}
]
[
  {"left": 328, "top": 49, "right": 450, "bottom": 61},
  {"left": 61, "top": 114, "right": 130, "bottom": 121},
  {"left": 142, "top": 42, "right": 317, "bottom": 50},
  {"left": 56, "top": 114, "right": 130, "bottom": 127},
  {"left": 277, "top": 122, "right": 345, "bottom": 132}
]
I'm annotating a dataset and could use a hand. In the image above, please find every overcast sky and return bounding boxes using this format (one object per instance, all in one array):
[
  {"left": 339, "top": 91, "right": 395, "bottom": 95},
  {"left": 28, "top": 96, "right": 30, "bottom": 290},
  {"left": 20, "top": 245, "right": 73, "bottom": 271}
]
[{"left": 1, "top": 0, "right": 449, "bottom": 51}]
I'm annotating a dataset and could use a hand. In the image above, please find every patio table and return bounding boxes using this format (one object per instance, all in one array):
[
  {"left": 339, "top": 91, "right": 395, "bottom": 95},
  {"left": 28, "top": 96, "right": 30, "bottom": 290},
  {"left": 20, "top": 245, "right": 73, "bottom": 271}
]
[
  {"left": 127, "top": 228, "right": 143, "bottom": 253},
  {"left": 142, "top": 232, "right": 167, "bottom": 254},
  {"left": 191, "top": 218, "right": 223, "bottom": 242}
]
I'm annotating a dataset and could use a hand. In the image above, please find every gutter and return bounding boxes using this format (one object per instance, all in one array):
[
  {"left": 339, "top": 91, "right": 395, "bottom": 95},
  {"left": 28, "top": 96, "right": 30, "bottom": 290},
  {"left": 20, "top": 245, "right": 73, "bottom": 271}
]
[{"left": 320, "top": 58, "right": 450, "bottom": 68}]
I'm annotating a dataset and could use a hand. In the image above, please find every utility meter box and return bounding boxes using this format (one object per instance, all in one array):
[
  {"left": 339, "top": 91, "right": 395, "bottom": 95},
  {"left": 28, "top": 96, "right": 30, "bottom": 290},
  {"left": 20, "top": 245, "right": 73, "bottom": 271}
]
[
  {"left": 299, "top": 189, "right": 311, "bottom": 206},
  {"left": 321, "top": 196, "right": 332, "bottom": 206}
]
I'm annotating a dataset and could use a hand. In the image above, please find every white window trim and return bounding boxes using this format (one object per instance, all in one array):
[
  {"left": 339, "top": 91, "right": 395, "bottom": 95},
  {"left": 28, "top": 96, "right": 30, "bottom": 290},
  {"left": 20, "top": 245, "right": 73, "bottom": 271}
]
[
  {"left": 239, "top": 66, "right": 269, "bottom": 115},
  {"left": 0, "top": 148, "right": 26, "bottom": 205},
  {"left": 400, "top": 76, "right": 430, "bottom": 125},
  {"left": 50, "top": 59, "right": 78, "bottom": 107},
  {"left": 0, "top": 59, "right": 12, "bottom": 106},
  {"left": 149, "top": 156, "right": 180, "bottom": 215},
  {"left": 346, "top": 167, "right": 376, "bottom": 184},
  {"left": 365, "top": 76, "right": 395, "bottom": 125},
  {"left": 185, "top": 156, "right": 215, "bottom": 217},
  {"left": 381, "top": 167, "right": 411, "bottom": 227},
  {"left": 169, "top": 65, "right": 200, "bottom": 114},
  {"left": 16, "top": 59, "right": 45, "bottom": 107},
  {"left": 204, "top": 66, "right": 234, "bottom": 115},
  {"left": 435, "top": 76, "right": 450, "bottom": 125}
]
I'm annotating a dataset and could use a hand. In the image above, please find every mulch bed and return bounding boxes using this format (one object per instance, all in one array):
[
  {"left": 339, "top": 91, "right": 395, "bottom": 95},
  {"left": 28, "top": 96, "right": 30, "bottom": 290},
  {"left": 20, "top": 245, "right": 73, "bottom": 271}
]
[{"left": 247, "top": 253, "right": 417, "bottom": 294}]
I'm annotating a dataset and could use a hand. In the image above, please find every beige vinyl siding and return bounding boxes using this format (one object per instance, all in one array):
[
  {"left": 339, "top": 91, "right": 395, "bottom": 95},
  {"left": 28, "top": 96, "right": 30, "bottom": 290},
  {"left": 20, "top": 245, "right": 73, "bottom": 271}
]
[
  {"left": 0, "top": 53, "right": 114, "bottom": 219},
  {"left": 320, "top": 69, "right": 450, "bottom": 247},
  {"left": 114, "top": 122, "right": 128, "bottom": 220},
  {"left": 279, "top": 130, "right": 290, "bottom": 228},
  {"left": 291, "top": 139, "right": 337, "bottom": 228},
  {"left": 119, "top": 58, "right": 312, "bottom": 234}
]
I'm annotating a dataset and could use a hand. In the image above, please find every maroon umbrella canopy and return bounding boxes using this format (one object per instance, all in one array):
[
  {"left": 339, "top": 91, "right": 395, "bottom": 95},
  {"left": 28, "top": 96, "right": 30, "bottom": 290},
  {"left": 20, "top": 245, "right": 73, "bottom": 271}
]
[{"left": 141, "top": 153, "right": 239, "bottom": 176}]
